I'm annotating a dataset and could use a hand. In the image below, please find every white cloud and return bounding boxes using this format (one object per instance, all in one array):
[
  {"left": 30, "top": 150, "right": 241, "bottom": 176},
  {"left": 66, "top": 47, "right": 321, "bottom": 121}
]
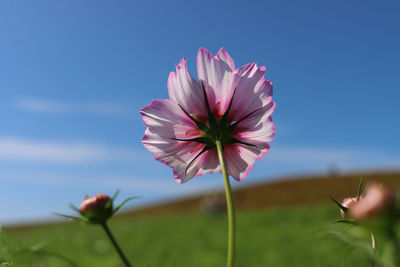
[
  {"left": 269, "top": 146, "right": 363, "bottom": 164},
  {"left": 1, "top": 136, "right": 398, "bottom": 170},
  {"left": 264, "top": 145, "right": 400, "bottom": 171},
  {"left": 13, "top": 97, "right": 135, "bottom": 116},
  {"left": 0, "top": 170, "right": 221, "bottom": 197},
  {"left": 0, "top": 137, "right": 139, "bottom": 163}
]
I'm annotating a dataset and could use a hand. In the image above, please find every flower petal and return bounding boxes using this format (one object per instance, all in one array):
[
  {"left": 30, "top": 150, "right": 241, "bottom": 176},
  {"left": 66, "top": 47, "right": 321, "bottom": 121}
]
[
  {"left": 232, "top": 101, "right": 276, "bottom": 144},
  {"left": 140, "top": 99, "right": 202, "bottom": 140},
  {"left": 197, "top": 47, "right": 235, "bottom": 117},
  {"left": 229, "top": 63, "right": 273, "bottom": 122},
  {"left": 224, "top": 143, "right": 270, "bottom": 181},
  {"left": 168, "top": 58, "right": 207, "bottom": 118},
  {"left": 175, "top": 148, "right": 221, "bottom": 183},
  {"left": 141, "top": 99, "right": 221, "bottom": 183},
  {"left": 142, "top": 128, "right": 204, "bottom": 180},
  {"left": 142, "top": 128, "right": 220, "bottom": 183},
  {"left": 141, "top": 47, "right": 275, "bottom": 183}
]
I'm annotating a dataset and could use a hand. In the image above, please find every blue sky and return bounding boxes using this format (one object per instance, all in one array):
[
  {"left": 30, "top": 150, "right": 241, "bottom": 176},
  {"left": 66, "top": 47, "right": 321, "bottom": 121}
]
[{"left": 1, "top": 0, "right": 400, "bottom": 225}]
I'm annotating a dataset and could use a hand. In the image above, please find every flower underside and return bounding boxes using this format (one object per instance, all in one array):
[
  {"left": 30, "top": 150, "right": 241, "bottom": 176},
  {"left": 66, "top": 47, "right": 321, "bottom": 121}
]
[
  {"left": 141, "top": 47, "right": 275, "bottom": 182},
  {"left": 173, "top": 83, "right": 257, "bottom": 174}
]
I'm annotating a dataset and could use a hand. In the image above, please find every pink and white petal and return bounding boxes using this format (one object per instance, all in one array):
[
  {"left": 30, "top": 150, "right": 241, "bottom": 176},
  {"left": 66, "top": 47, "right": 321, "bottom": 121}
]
[
  {"left": 167, "top": 58, "right": 207, "bottom": 118},
  {"left": 175, "top": 148, "right": 221, "bottom": 183},
  {"left": 232, "top": 101, "right": 276, "bottom": 144},
  {"left": 143, "top": 127, "right": 208, "bottom": 182},
  {"left": 216, "top": 47, "right": 235, "bottom": 71},
  {"left": 242, "top": 78, "right": 273, "bottom": 117},
  {"left": 141, "top": 99, "right": 221, "bottom": 183},
  {"left": 229, "top": 63, "right": 272, "bottom": 121},
  {"left": 140, "top": 99, "right": 202, "bottom": 140},
  {"left": 233, "top": 101, "right": 275, "bottom": 132},
  {"left": 234, "top": 117, "right": 275, "bottom": 145},
  {"left": 197, "top": 47, "right": 235, "bottom": 117},
  {"left": 224, "top": 143, "right": 270, "bottom": 181},
  {"left": 142, "top": 128, "right": 185, "bottom": 155},
  {"left": 196, "top": 149, "right": 221, "bottom": 176},
  {"left": 173, "top": 148, "right": 204, "bottom": 183}
]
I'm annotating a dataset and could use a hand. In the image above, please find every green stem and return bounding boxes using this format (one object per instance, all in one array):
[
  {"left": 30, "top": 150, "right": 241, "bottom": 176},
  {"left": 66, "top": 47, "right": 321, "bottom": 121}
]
[
  {"left": 216, "top": 140, "right": 236, "bottom": 267},
  {"left": 101, "top": 222, "right": 132, "bottom": 267}
]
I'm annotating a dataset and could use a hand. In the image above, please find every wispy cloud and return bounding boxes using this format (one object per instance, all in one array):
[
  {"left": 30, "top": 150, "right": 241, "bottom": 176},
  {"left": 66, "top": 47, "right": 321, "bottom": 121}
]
[
  {"left": 13, "top": 97, "right": 136, "bottom": 116},
  {"left": 266, "top": 145, "right": 400, "bottom": 170},
  {"left": 1, "top": 135, "right": 398, "bottom": 170},
  {"left": 0, "top": 170, "right": 221, "bottom": 197},
  {"left": 0, "top": 137, "right": 140, "bottom": 163},
  {"left": 1, "top": 136, "right": 398, "bottom": 169},
  {"left": 269, "top": 146, "right": 363, "bottom": 164}
]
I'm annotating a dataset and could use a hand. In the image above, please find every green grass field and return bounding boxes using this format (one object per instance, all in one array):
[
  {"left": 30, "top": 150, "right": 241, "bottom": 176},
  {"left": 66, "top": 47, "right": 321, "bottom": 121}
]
[
  {"left": 5, "top": 172, "right": 398, "bottom": 266},
  {"left": 3, "top": 204, "right": 372, "bottom": 267}
]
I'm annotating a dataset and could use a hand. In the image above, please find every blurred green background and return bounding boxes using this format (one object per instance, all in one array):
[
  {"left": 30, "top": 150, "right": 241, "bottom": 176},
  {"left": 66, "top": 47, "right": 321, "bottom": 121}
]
[{"left": 3, "top": 172, "right": 398, "bottom": 266}]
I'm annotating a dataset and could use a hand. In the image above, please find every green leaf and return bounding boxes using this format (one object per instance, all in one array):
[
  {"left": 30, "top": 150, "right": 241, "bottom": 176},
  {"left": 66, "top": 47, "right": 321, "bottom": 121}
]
[
  {"left": 357, "top": 177, "right": 363, "bottom": 200},
  {"left": 52, "top": 212, "right": 83, "bottom": 222},
  {"left": 105, "top": 199, "right": 113, "bottom": 210},
  {"left": 112, "top": 196, "right": 140, "bottom": 215},
  {"left": 330, "top": 196, "right": 348, "bottom": 213},
  {"left": 69, "top": 203, "right": 80, "bottom": 212},
  {"left": 331, "top": 219, "right": 357, "bottom": 225},
  {"left": 111, "top": 189, "right": 120, "bottom": 201}
]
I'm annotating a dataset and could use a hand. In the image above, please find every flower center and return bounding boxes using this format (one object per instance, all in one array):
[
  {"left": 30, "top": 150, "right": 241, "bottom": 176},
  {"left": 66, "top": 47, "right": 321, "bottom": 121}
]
[
  {"left": 175, "top": 83, "right": 257, "bottom": 174},
  {"left": 175, "top": 83, "right": 256, "bottom": 148},
  {"left": 201, "top": 117, "right": 235, "bottom": 148}
]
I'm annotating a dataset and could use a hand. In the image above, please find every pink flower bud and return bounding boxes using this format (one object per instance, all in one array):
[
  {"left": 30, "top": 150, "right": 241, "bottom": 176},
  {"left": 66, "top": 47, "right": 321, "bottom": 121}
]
[
  {"left": 79, "top": 194, "right": 113, "bottom": 224},
  {"left": 350, "top": 184, "right": 396, "bottom": 220},
  {"left": 79, "top": 194, "right": 111, "bottom": 212},
  {"left": 340, "top": 197, "right": 360, "bottom": 218}
]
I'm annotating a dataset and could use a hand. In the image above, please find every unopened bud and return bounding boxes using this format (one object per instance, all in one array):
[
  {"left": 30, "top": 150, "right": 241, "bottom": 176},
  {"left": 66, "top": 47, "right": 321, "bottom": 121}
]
[
  {"left": 340, "top": 197, "right": 359, "bottom": 218},
  {"left": 350, "top": 184, "right": 396, "bottom": 220},
  {"left": 79, "top": 194, "right": 113, "bottom": 224}
]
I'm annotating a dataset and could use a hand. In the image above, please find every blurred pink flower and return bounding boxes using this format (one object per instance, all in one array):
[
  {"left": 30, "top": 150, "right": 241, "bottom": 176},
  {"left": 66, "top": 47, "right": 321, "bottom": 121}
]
[
  {"left": 79, "top": 194, "right": 111, "bottom": 213},
  {"left": 141, "top": 47, "right": 275, "bottom": 183},
  {"left": 340, "top": 197, "right": 360, "bottom": 218},
  {"left": 79, "top": 194, "right": 113, "bottom": 224},
  {"left": 350, "top": 184, "right": 396, "bottom": 220}
]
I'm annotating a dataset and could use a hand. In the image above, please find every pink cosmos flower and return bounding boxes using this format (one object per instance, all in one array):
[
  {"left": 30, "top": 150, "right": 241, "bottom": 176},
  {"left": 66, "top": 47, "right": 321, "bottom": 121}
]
[
  {"left": 141, "top": 47, "right": 275, "bottom": 183},
  {"left": 350, "top": 184, "right": 396, "bottom": 220},
  {"left": 78, "top": 194, "right": 113, "bottom": 224},
  {"left": 79, "top": 194, "right": 112, "bottom": 213}
]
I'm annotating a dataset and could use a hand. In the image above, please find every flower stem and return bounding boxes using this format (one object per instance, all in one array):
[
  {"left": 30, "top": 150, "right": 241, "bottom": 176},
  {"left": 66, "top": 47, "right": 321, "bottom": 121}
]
[
  {"left": 101, "top": 222, "right": 132, "bottom": 267},
  {"left": 216, "top": 140, "right": 236, "bottom": 267}
]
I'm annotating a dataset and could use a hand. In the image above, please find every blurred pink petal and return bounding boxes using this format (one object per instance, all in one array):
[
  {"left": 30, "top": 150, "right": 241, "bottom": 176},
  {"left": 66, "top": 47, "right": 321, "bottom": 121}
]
[
  {"left": 340, "top": 197, "right": 359, "bottom": 218},
  {"left": 350, "top": 184, "right": 396, "bottom": 220},
  {"left": 141, "top": 47, "right": 275, "bottom": 183},
  {"left": 79, "top": 194, "right": 111, "bottom": 213}
]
